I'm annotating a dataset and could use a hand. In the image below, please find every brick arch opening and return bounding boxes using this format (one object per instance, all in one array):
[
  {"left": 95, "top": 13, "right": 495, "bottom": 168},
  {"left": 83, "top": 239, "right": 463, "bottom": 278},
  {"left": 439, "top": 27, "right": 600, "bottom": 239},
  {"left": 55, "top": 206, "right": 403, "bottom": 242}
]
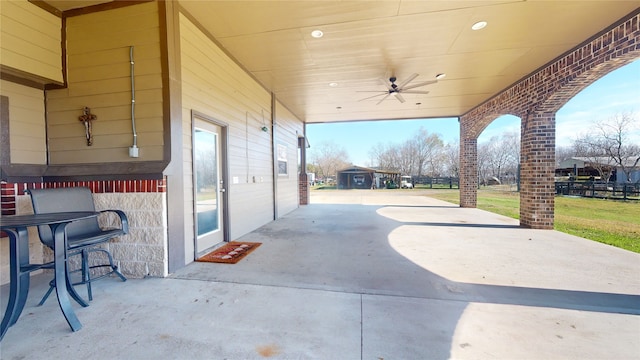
[
  {"left": 464, "top": 113, "right": 521, "bottom": 141},
  {"left": 478, "top": 115, "right": 522, "bottom": 185},
  {"left": 459, "top": 9, "right": 640, "bottom": 229},
  {"left": 538, "top": 59, "right": 639, "bottom": 114}
]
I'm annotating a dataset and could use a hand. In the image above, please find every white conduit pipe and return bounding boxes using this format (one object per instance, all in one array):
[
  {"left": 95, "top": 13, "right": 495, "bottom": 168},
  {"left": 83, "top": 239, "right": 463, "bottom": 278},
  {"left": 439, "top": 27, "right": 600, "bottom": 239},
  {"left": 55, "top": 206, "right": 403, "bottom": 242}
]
[
  {"left": 246, "top": 111, "right": 250, "bottom": 183},
  {"left": 129, "top": 46, "right": 139, "bottom": 157}
]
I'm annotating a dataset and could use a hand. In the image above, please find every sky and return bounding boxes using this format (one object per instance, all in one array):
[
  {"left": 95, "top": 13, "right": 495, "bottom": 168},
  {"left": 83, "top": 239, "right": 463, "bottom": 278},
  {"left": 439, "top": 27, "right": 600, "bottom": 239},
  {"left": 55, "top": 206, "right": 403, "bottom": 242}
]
[{"left": 306, "top": 59, "right": 640, "bottom": 167}]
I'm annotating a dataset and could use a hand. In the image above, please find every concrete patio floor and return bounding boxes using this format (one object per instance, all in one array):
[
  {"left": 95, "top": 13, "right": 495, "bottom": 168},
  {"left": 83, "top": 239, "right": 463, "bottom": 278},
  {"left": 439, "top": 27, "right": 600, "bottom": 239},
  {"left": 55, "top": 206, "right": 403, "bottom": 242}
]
[{"left": 1, "top": 189, "right": 639, "bottom": 359}]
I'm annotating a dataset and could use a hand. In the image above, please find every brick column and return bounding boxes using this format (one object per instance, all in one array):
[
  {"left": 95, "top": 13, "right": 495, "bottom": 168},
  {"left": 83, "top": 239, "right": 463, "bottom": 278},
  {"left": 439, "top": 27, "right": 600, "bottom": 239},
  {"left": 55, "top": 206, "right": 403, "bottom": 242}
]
[
  {"left": 299, "top": 172, "right": 309, "bottom": 205},
  {"left": 519, "top": 111, "right": 555, "bottom": 229},
  {"left": 459, "top": 138, "right": 477, "bottom": 208},
  {"left": 1, "top": 181, "right": 17, "bottom": 216}
]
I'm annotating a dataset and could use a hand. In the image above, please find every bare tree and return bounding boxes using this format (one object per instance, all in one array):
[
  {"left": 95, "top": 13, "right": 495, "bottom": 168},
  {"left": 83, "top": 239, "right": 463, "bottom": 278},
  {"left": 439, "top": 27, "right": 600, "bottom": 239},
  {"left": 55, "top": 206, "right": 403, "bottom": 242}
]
[
  {"left": 398, "top": 141, "right": 417, "bottom": 175},
  {"left": 498, "top": 131, "right": 520, "bottom": 183},
  {"left": 477, "top": 132, "right": 520, "bottom": 184},
  {"left": 556, "top": 145, "right": 574, "bottom": 167},
  {"left": 571, "top": 133, "right": 610, "bottom": 179},
  {"left": 573, "top": 112, "right": 640, "bottom": 182},
  {"left": 477, "top": 141, "right": 493, "bottom": 185},
  {"left": 411, "top": 128, "right": 445, "bottom": 177},
  {"left": 308, "top": 141, "right": 351, "bottom": 180},
  {"left": 443, "top": 140, "right": 460, "bottom": 178},
  {"left": 369, "top": 142, "right": 400, "bottom": 172},
  {"left": 595, "top": 112, "right": 640, "bottom": 182},
  {"left": 368, "top": 128, "right": 445, "bottom": 176},
  {"left": 367, "top": 143, "right": 385, "bottom": 168}
]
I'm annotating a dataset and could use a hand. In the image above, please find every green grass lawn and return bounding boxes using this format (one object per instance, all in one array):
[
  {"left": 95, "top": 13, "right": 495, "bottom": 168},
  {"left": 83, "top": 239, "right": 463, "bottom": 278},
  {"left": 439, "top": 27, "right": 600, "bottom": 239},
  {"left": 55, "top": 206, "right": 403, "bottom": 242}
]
[{"left": 426, "top": 189, "right": 640, "bottom": 253}]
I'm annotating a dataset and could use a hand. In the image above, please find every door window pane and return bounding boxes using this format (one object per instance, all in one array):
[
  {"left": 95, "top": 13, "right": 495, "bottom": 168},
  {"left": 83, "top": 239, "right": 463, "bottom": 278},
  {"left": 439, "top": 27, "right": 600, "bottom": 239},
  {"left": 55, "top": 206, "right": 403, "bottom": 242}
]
[{"left": 194, "top": 129, "right": 219, "bottom": 236}]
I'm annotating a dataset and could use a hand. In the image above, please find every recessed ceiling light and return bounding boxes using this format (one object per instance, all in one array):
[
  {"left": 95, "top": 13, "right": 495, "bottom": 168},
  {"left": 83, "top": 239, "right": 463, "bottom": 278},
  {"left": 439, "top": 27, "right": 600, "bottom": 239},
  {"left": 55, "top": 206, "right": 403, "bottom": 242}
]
[
  {"left": 472, "top": 21, "right": 487, "bottom": 30},
  {"left": 436, "top": 73, "right": 446, "bottom": 80},
  {"left": 311, "top": 30, "right": 324, "bottom": 38},
  {"left": 329, "top": 82, "right": 338, "bottom": 87}
]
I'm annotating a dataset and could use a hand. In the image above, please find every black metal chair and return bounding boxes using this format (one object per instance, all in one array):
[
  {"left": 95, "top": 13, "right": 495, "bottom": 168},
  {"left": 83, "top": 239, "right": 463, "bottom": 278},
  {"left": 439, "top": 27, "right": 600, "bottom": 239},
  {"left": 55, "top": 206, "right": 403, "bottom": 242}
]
[{"left": 26, "top": 187, "right": 128, "bottom": 304}]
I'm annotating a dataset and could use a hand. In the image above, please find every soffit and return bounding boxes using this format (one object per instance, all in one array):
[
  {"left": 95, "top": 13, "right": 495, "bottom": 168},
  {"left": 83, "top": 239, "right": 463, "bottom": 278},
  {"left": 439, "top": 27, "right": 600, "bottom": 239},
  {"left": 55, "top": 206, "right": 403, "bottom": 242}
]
[{"left": 43, "top": 1, "right": 640, "bottom": 124}]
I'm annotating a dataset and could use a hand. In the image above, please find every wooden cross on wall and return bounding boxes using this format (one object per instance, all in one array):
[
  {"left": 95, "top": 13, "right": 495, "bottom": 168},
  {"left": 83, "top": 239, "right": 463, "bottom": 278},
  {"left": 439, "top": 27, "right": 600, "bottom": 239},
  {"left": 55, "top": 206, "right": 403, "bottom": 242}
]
[{"left": 79, "top": 106, "right": 97, "bottom": 146}]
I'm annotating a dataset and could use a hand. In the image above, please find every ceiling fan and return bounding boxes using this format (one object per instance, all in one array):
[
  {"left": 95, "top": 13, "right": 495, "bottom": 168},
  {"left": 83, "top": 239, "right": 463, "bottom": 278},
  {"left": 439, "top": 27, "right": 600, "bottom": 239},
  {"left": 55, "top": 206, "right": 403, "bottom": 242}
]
[{"left": 358, "top": 73, "right": 437, "bottom": 105}]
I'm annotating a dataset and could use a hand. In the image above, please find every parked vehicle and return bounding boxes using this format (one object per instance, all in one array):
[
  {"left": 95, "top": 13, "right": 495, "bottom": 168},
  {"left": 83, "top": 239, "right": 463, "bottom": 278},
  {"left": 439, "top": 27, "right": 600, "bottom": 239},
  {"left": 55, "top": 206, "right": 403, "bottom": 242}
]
[
  {"left": 401, "top": 176, "right": 413, "bottom": 189},
  {"left": 385, "top": 180, "right": 398, "bottom": 189}
]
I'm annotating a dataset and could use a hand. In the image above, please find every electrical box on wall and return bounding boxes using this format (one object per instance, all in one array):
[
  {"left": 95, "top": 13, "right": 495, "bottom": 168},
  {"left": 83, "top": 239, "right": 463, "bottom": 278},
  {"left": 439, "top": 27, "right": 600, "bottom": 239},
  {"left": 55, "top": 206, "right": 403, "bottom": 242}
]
[{"left": 129, "top": 145, "right": 139, "bottom": 158}]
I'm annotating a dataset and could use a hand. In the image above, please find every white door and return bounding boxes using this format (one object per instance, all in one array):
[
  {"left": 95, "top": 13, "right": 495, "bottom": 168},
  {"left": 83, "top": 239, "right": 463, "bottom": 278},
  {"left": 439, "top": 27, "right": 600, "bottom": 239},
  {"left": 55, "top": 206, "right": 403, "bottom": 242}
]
[{"left": 193, "top": 120, "right": 225, "bottom": 255}]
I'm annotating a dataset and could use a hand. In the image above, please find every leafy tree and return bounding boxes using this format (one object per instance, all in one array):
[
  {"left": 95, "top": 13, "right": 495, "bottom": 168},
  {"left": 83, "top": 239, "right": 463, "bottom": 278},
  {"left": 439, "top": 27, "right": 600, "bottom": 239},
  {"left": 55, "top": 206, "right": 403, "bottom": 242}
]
[{"left": 306, "top": 163, "right": 320, "bottom": 176}]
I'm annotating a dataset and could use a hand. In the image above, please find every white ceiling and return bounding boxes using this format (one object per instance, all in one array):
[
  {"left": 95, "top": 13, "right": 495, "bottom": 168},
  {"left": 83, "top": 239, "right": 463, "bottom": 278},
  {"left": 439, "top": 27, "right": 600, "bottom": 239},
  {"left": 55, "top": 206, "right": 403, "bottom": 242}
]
[{"left": 46, "top": 1, "right": 640, "bottom": 124}]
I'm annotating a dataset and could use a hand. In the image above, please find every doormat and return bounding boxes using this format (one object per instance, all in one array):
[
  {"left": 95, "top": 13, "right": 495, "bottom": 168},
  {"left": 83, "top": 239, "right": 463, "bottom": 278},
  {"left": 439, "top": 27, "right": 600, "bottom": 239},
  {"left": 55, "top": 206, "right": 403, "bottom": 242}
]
[{"left": 196, "top": 241, "right": 262, "bottom": 264}]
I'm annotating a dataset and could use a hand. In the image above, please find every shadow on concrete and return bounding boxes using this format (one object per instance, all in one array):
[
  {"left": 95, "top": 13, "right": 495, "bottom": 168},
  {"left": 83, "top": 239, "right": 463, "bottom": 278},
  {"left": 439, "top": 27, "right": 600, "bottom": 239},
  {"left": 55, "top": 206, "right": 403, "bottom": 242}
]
[
  {"left": 173, "top": 199, "right": 640, "bottom": 358},
  {"left": 456, "top": 283, "right": 640, "bottom": 315},
  {"left": 408, "top": 221, "right": 522, "bottom": 229},
  {"left": 1, "top": 192, "right": 638, "bottom": 359}
]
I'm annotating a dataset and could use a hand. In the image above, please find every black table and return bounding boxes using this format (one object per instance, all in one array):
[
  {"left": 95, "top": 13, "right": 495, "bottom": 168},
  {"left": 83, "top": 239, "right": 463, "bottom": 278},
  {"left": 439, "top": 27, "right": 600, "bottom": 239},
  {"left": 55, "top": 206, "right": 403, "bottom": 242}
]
[{"left": 0, "top": 211, "right": 99, "bottom": 340}]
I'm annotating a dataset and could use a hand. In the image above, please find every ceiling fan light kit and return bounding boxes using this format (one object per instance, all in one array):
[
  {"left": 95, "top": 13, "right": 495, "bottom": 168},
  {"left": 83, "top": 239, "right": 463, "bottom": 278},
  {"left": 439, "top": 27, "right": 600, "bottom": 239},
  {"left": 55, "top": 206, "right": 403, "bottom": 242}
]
[{"left": 358, "top": 73, "right": 440, "bottom": 105}]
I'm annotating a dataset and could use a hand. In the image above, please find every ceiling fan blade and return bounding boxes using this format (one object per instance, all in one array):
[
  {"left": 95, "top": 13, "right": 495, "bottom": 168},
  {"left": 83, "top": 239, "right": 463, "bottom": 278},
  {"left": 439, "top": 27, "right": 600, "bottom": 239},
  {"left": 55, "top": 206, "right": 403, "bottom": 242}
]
[
  {"left": 379, "top": 78, "right": 394, "bottom": 90},
  {"left": 376, "top": 93, "right": 391, "bottom": 105},
  {"left": 393, "top": 92, "right": 406, "bottom": 103},
  {"left": 401, "top": 90, "right": 430, "bottom": 94},
  {"left": 359, "top": 93, "right": 388, "bottom": 101},
  {"left": 356, "top": 91, "right": 389, "bottom": 93},
  {"left": 396, "top": 73, "right": 419, "bottom": 88},
  {"left": 402, "top": 80, "right": 437, "bottom": 91}
]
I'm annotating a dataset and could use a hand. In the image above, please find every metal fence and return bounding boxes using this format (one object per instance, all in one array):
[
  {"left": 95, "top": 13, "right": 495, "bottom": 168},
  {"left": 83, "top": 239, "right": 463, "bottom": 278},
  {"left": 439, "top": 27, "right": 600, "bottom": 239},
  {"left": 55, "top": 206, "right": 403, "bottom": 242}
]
[
  {"left": 414, "top": 177, "right": 460, "bottom": 189},
  {"left": 555, "top": 181, "right": 640, "bottom": 200}
]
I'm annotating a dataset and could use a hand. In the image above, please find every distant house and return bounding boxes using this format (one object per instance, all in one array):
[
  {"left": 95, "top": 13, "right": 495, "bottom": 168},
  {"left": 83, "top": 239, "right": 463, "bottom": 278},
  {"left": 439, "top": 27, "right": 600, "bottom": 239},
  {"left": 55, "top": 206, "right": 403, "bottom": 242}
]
[
  {"left": 336, "top": 166, "right": 400, "bottom": 189},
  {"left": 557, "top": 157, "right": 640, "bottom": 183}
]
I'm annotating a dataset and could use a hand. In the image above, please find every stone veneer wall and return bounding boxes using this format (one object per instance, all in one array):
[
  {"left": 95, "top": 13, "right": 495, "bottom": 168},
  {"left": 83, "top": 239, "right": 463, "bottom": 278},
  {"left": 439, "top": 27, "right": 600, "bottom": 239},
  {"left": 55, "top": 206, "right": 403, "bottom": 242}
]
[
  {"left": 459, "top": 10, "right": 640, "bottom": 229},
  {"left": 0, "top": 180, "right": 168, "bottom": 285}
]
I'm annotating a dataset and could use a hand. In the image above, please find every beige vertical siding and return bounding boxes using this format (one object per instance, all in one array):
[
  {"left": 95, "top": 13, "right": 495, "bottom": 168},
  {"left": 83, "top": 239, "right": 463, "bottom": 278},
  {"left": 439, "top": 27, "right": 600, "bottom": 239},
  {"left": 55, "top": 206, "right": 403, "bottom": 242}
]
[
  {"left": 0, "top": 80, "right": 46, "bottom": 164},
  {"left": 181, "top": 13, "right": 302, "bottom": 262},
  {"left": 275, "top": 101, "right": 303, "bottom": 216},
  {"left": 0, "top": 0, "right": 63, "bottom": 83},
  {"left": 46, "top": 2, "right": 163, "bottom": 164}
]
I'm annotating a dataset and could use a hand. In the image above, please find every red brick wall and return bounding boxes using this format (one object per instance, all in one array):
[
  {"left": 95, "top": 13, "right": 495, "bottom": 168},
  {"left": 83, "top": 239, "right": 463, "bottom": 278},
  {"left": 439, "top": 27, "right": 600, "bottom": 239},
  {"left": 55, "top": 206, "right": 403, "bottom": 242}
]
[
  {"left": 459, "top": 10, "right": 640, "bottom": 229},
  {"left": 1, "top": 182, "right": 17, "bottom": 216},
  {"left": 519, "top": 112, "right": 556, "bottom": 228},
  {"left": 299, "top": 173, "right": 309, "bottom": 205},
  {"left": 1, "top": 178, "right": 166, "bottom": 217},
  {"left": 459, "top": 138, "right": 477, "bottom": 208}
]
